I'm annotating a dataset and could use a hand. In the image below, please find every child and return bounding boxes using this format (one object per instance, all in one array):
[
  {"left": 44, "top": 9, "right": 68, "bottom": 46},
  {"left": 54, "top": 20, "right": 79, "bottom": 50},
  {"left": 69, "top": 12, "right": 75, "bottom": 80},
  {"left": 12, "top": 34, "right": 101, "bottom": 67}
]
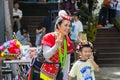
[
  {"left": 35, "top": 27, "right": 46, "bottom": 47},
  {"left": 68, "top": 41, "right": 100, "bottom": 80},
  {"left": 27, "top": 46, "right": 44, "bottom": 80}
]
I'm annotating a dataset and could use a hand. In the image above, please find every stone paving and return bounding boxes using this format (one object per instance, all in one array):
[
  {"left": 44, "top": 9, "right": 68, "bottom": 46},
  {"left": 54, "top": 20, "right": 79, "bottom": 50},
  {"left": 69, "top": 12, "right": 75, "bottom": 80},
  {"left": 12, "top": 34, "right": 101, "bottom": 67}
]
[{"left": 95, "top": 67, "right": 120, "bottom": 80}]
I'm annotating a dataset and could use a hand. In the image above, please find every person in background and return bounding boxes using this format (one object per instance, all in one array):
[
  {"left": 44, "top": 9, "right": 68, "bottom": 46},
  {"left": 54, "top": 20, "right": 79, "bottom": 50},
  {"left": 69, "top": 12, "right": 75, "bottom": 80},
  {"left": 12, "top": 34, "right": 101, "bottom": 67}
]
[
  {"left": 35, "top": 26, "right": 46, "bottom": 47},
  {"left": 87, "top": 0, "right": 94, "bottom": 15},
  {"left": 115, "top": 0, "right": 120, "bottom": 18},
  {"left": 43, "top": 10, "right": 51, "bottom": 33},
  {"left": 70, "top": 12, "right": 83, "bottom": 45},
  {"left": 63, "top": 0, "right": 78, "bottom": 15},
  {"left": 16, "top": 27, "right": 32, "bottom": 46},
  {"left": 108, "top": 0, "right": 117, "bottom": 26},
  {"left": 68, "top": 41, "right": 100, "bottom": 80},
  {"left": 98, "top": 0, "right": 110, "bottom": 27},
  {"left": 70, "top": 11, "right": 83, "bottom": 61},
  {"left": 27, "top": 46, "right": 44, "bottom": 80},
  {"left": 13, "top": 2, "right": 23, "bottom": 33},
  {"left": 77, "top": 0, "right": 83, "bottom": 9},
  {"left": 40, "top": 10, "right": 73, "bottom": 80}
]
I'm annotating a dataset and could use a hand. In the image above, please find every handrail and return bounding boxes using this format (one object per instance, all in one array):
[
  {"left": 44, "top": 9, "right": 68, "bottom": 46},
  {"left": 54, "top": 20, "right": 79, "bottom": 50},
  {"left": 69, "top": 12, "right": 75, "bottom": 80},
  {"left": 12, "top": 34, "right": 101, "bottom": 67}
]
[{"left": 18, "top": 1, "right": 59, "bottom": 4}]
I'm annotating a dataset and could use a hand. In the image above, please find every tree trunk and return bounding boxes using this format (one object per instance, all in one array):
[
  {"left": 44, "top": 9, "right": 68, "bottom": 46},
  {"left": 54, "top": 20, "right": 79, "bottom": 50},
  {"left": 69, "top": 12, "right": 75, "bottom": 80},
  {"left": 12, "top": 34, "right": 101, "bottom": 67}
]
[{"left": 4, "top": 0, "right": 13, "bottom": 41}]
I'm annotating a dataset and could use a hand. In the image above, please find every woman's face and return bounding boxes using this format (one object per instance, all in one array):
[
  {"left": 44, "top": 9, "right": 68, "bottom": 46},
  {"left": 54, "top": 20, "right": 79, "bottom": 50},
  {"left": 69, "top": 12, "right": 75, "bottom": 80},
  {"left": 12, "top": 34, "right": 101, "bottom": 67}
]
[
  {"left": 14, "top": 3, "right": 19, "bottom": 9},
  {"left": 58, "top": 20, "right": 71, "bottom": 36}
]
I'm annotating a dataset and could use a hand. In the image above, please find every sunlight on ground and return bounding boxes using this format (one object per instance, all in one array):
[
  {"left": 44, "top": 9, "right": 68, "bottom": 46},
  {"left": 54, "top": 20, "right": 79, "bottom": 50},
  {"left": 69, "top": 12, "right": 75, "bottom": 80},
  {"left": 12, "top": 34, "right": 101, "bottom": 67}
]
[{"left": 112, "top": 72, "right": 120, "bottom": 75}]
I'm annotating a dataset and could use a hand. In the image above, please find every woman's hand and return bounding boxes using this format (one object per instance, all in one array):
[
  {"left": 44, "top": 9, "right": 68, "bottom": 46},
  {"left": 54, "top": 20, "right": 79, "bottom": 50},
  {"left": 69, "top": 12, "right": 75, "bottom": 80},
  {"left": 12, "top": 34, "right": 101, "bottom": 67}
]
[{"left": 56, "top": 33, "right": 64, "bottom": 45}]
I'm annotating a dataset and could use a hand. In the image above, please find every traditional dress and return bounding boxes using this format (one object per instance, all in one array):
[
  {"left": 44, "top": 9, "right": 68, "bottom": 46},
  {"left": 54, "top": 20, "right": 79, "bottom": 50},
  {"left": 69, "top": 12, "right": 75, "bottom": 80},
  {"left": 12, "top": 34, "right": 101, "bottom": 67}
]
[{"left": 40, "top": 32, "right": 73, "bottom": 80}]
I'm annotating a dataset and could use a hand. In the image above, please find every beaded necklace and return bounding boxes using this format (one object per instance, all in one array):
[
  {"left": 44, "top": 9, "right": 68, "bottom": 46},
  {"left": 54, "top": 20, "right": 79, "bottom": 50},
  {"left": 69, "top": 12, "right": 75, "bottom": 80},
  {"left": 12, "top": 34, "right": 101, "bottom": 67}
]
[{"left": 58, "top": 38, "right": 67, "bottom": 68}]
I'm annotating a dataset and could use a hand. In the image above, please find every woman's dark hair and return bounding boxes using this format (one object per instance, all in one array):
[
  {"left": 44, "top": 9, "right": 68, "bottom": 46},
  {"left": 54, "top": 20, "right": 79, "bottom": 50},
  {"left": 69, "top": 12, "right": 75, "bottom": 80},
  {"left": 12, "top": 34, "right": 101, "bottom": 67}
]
[
  {"left": 73, "top": 12, "right": 80, "bottom": 18},
  {"left": 20, "top": 26, "right": 28, "bottom": 35},
  {"left": 37, "top": 23, "right": 45, "bottom": 30},
  {"left": 55, "top": 17, "right": 65, "bottom": 29}
]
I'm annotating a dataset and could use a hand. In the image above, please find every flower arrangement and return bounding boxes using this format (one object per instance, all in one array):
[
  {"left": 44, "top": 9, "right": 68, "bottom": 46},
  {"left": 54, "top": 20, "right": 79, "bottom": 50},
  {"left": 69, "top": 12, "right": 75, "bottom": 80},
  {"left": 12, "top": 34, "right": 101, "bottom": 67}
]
[{"left": 0, "top": 39, "right": 22, "bottom": 57}]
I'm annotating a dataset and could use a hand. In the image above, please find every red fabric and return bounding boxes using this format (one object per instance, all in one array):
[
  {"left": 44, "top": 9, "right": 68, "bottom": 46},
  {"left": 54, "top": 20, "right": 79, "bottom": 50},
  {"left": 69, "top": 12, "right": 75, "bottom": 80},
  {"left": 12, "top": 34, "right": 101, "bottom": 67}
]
[
  {"left": 41, "top": 32, "right": 73, "bottom": 78},
  {"left": 41, "top": 63, "right": 59, "bottom": 76},
  {"left": 42, "top": 32, "right": 56, "bottom": 47},
  {"left": 49, "top": 50, "right": 63, "bottom": 63},
  {"left": 27, "top": 68, "right": 32, "bottom": 80},
  {"left": 61, "top": 14, "right": 72, "bottom": 21},
  {"left": 42, "top": 32, "right": 73, "bottom": 53}
]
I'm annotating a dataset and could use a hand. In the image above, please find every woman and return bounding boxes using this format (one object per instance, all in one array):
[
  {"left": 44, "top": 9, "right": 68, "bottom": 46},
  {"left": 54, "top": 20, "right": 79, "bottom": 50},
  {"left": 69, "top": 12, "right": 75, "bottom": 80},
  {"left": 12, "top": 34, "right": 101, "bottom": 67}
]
[
  {"left": 40, "top": 11, "right": 73, "bottom": 80},
  {"left": 35, "top": 26, "right": 46, "bottom": 47},
  {"left": 16, "top": 27, "right": 32, "bottom": 46},
  {"left": 13, "top": 2, "right": 23, "bottom": 33}
]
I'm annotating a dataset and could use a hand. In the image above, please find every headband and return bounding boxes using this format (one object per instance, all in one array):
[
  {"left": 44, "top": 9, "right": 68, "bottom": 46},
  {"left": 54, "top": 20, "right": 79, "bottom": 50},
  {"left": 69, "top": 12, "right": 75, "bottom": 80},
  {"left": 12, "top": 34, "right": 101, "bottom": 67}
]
[{"left": 76, "top": 41, "right": 93, "bottom": 50}]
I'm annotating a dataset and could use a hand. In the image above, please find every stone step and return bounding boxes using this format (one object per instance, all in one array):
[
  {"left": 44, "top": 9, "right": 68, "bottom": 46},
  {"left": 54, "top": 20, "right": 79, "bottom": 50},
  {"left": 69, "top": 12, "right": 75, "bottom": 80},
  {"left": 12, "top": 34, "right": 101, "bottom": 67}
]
[
  {"left": 94, "top": 41, "right": 120, "bottom": 44},
  {"left": 94, "top": 42, "right": 120, "bottom": 47},
  {"left": 95, "top": 46, "right": 120, "bottom": 50},
  {"left": 95, "top": 45, "right": 120, "bottom": 48},
  {"left": 97, "top": 52, "right": 120, "bottom": 54},
  {"left": 95, "top": 28, "right": 120, "bottom": 65},
  {"left": 95, "top": 49, "right": 120, "bottom": 53},
  {"left": 96, "top": 33, "right": 120, "bottom": 37},
  {"left": 96, "top": 58, "right": 120, "bottom": 64},
  {"left": 96, "top": 37, "right": 120, "bottom": 40},
  {"left": 97, "top": 28, "right": 118, "bottom": 32},
  {"left": 21, "top": 16, "right": 45, "bottom": 26},
  {"left": 95, "top": 39, "right": 120, "bottom": 42},
  {"left": 96, "top": 59, "right": 120, "bottom": 65},
  {"left": 19, "top": 2, "right": 58, "bottom": 16},
  {"left": 96, "top": 29, "right": 120, "bottom": 36},
  {"left": 96, "top": 53, "right": 120, "bottom": 58}
]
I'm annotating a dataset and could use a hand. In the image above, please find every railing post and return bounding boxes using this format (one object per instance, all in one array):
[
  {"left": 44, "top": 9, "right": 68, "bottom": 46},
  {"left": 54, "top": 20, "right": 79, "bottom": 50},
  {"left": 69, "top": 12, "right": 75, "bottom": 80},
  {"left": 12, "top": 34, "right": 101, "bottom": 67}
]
[{"left": 0, "top": 58, "right": 3, "bottom": 80}]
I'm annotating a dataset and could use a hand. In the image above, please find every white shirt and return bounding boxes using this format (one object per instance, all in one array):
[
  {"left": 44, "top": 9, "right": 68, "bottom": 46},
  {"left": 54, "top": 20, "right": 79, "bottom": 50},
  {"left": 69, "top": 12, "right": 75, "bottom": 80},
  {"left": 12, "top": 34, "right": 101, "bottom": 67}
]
[
  {"left": 116, "top": 0, "right": 120, "bottom": 11},
  {"left": 13, "top": 8, "right": 23, "bottom": 18},
  {"left": 110, "top": 0, "right": 118, "bottom": 9},
  {"left": 69, "top": 60, "right": 95, "bottom": 80},
  {"left": 70, "top": 20, "right": 83, "bottom": 42}
]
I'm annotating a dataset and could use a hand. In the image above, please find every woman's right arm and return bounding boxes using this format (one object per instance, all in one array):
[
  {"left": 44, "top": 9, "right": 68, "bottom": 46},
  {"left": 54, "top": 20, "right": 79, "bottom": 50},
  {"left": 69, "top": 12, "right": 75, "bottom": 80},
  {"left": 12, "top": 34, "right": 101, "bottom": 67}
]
[
  {"left": 43, "top": 43, "right": 59, "bottom": 59},
  {"left": 43, "top": 32, "right": 63, "bottom": 60}
]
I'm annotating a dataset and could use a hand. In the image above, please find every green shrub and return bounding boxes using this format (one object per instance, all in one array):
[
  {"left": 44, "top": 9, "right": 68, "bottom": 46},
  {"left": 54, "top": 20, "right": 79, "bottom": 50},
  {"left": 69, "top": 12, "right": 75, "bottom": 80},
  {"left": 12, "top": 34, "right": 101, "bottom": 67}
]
[
  {"left": 113, "top": 18, "right": 120, "bottom": 31},
  {"left": 77, "top": 1, "right": 98, "bottom": 43}
]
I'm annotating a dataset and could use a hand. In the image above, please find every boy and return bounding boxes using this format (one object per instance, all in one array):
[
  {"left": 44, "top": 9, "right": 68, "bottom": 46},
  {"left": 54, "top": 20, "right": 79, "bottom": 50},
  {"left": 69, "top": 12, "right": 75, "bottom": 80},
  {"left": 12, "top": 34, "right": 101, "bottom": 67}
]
[
  {"left": 68, "top": 42, "right": 100, "bottom": 80},
  {"left": 27, "top": 47, "right": 44, "bottom": 80},
  {"left": 35, "top": 27, "right": 46, "bottom": 47}
]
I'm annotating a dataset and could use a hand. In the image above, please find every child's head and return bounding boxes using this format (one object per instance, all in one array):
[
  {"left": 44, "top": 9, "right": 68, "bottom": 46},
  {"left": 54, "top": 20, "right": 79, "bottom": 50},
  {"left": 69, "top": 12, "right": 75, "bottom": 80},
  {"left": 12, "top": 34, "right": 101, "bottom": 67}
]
[
  {"left": 73, "top": 12, "right": 80, "bottom": 20},
  {"left": 76, "top": 42, "right": 93, "bottom": 59}
]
